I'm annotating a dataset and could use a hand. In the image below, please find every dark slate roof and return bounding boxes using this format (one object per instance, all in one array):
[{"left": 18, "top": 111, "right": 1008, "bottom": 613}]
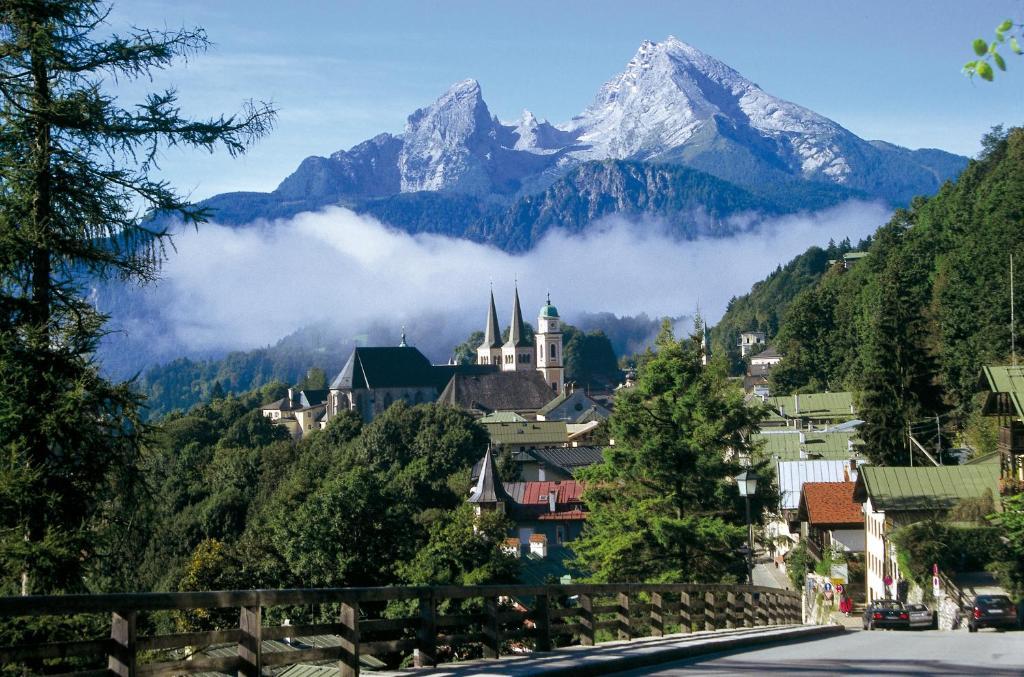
[
  {"left": 299, "top": 389, "right": 328, "bottom": 407},
  {"left": 482, "top": 290, "right": 502, "bottom": 349},
  {"left": 437, "top": 370, "right": 557, "bottom": 413},
  {"left": 329, "top": 347, "right": 435, "bottom": 390},
  {"left": 468, "top": 448, "right": 512, "bottom": 504},
  {"left": 505, "top": 287, "right": 532, "bottom": 349},
  {"left": 530, "top": 446, "right": 605, "bottom": 472}
]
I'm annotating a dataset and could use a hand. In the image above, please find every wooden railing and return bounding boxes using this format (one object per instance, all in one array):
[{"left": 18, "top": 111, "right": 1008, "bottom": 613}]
[{"left": 0, "top": 583, "right": 803, "bottom": 676}]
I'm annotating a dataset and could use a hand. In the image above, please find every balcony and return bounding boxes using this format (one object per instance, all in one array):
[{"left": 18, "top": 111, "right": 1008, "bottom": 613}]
[{"left": 997, "top": 422, "right": 1024, "bottom": 455}]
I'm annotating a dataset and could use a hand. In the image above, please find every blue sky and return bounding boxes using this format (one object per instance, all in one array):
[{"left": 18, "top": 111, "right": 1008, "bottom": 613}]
[{"left": 112, "top": 0, "right": 1023, "bottom": 200}]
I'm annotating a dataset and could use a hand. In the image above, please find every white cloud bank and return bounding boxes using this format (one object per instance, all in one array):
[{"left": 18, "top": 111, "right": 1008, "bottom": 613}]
[{"left": 124, "top": 200, "right": 891, "bottom": 362}]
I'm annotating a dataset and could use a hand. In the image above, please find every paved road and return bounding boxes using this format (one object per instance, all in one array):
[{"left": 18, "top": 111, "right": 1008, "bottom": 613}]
[{"left": 612, "top": 628, "right": 1024, "bottom": 675}]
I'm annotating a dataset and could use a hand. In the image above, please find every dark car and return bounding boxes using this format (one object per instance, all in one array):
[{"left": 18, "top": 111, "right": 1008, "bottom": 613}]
[
  {"left": 862, "top": 600, "right": 909, "bottom": 631},
  {"left": 968, "top": 595, "right": 1019, "bottom": 632}
]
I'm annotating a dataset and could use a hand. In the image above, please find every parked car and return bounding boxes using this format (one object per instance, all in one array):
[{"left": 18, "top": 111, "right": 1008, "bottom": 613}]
[
  {"left": 862, "top": 600, "right": 909, "bottom": 631},
  {"left": 904, "top": 603, "right": 935, "bottom": 629},
  {"left": 968, "top": 595, "right": 1020, "bottom": 632}
]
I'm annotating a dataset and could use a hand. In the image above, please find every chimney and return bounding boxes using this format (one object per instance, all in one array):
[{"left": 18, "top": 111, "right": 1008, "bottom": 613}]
[
  {"left": 799, "top": 431, "right": 806, "bottom": 444},
  {"left": 502, "top": 538, "right": 522, "bottom": 559},
  {"left": 529, "top": 533, "right": 548, "bottom": 558},
  {"left": 794, "top": 394, "right": 800, "bottom": 415},
  {"left": 287, "top": 387, "right": 296, "bottom": 407},
  {"left": 548, "top": 489, "right": 557, "bottom": 513},
  {"left": 849, "top": 458, "right": 858, "bottom": 478}
]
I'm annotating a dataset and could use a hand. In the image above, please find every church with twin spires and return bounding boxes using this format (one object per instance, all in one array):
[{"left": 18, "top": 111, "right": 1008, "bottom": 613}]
[{"left": 476, "top": 287, "right": 564, "bottom": 396}]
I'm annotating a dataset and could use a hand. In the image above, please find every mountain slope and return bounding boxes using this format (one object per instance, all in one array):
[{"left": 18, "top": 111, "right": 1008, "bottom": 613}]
[{"left": 187, "top": 37, "right": 966, "bottom": 250}]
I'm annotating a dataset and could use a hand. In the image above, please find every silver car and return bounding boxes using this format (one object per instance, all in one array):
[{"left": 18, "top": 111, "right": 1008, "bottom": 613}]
[{"left": 905, "top": 603, "right": 934, "bottom": 629}]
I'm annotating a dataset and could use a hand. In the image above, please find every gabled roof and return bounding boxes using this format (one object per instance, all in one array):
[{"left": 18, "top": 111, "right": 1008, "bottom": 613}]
[
  {"left": 752, "top": 346, "right": 782, "bottom": 361},
  {"left": 537, "top": 389, "right": 611, "bottom": 422},
  {"left": 468, "top": 448, "right": 512, "bottom": 504},
  {"left": 438, "top": 371, "right": 557, "bottom": 414},
  {"left": 776, "top": 459, "right": 865, "bottom": 511},
  {"left": 978, "top": 365, "right": 1024, "bottom": 417},
  {"left": 765, "top": 391, "right": 856, "bottom": 421},
  {"left": 529, "top": 446, "right": 605, "bottom": 473},
  {"left": 853, "top": 465, "right": 1000, "bottom": 512},
  {"left": 798, "top": 482, "right": 862, "bottom": 526},
  {"left": 483, "top": 420, "right": 568, "bottom": 446},
  {"left": 478, "top": 411, "right": 527, "bottom": 423},
  {"left": 753, "top": 430, "right": 862, "bottom": 461},
  {"left": 299, "top": 390, "right": 328, "bottom": 407},
  {"left": 329, "top": 347, "right": 436, "bottom": 390},
  {"left": 505, "top": 287, "right": 532, "bottom": 349},
  {"left": 482, "top": 290, "right": 502, "bottom": 349}
]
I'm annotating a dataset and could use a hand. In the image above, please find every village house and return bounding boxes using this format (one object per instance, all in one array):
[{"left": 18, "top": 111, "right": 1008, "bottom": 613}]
[
  {"left": 853, "top": 465, "right": 1001, "bottom": 603},
  {"left": 977, "top": 365, "right": 1024, "bottom": 485},
  {"left": 738, "top": 330, "right": 766, "bottom": 357},
  {"left": 468, "top": 449, "right": 588, "bottom": 582},
  {"left": 767, "top": 458, "right": 864, "bottom": 560},
  {"left": 796, "top": 481, "right": 865, "bottom": 560},
  {"left": 535, "top": 388, "right": 611, "bottom": 424},
  {"left": 260, "top": 387, "right": 328, "bottom": 438}
]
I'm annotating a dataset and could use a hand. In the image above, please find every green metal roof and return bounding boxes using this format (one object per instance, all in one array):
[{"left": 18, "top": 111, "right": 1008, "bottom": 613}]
[
  {"left": 765, "top": 392, "right": 856, "bottom": 421},
  {"left": 478, "top": 411, "right": 528, "bottom": 423},
  {"left": 854, "top": 465, "right": 1000, "bottom": 512},
  {"left": 978, "top": 365, "right": 1024, "bottom": 418},
  {"left": 484, "top": 420, "right": 568, "bottom": 445},
  {"left": 965, "top": 450, "right": 1002, "bottom": 465},
  {"left": 541, "top": 304, "right": 559, "bottom": 318},
  {"left": 753, "top": 431, "right": 863, "bottom": 461}
]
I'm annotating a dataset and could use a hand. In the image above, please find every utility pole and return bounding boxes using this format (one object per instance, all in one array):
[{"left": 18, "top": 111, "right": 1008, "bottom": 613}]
[
  {"left": 936, "top": 415, "right": 942, "bottom": 465},
  {"left": 1013, "top": 253, "right": 1016, "bottom": 366},
  {"left": 908, "top": 424, "right": 913, "bottom": 467}
]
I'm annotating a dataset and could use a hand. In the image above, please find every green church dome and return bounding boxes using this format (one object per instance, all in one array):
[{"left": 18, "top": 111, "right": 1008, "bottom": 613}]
[{"left": 540, "top": 293, "right": 559, "bottom": 318}]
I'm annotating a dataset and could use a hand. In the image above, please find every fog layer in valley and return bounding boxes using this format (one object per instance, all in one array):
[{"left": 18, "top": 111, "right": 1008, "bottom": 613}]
[{"left": 99, "top": 201, "right": 891, "bottom": 374}]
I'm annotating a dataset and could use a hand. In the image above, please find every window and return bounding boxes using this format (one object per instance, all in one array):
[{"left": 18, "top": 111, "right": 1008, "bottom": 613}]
[
  {"left": 550, "top": 343, "right": 557, "bottom": 359},
  {"left": 556, "top": 526, "right": 565, "bottom": 544}
]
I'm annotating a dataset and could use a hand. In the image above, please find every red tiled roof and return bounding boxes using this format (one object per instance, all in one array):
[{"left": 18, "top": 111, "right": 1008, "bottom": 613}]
[
  {"left": 519, "top": 480, "right": 585, "bottom": 504},
  {"left": 799, "top": 482, "right": 862, "bottom": 526},
  {"left": 529, "top": 533, "right": 548, "bottom": 542}
]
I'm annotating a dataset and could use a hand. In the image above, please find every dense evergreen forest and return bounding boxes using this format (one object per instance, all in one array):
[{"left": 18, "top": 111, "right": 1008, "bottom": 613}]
[{"left": 717, "top": 126, "right": 1024, "bottom": 456}]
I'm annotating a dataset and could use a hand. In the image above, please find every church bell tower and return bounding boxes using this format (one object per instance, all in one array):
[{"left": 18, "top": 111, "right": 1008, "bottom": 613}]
[{"left": 536, "top": 294, "right": 564, "bottom": 394}]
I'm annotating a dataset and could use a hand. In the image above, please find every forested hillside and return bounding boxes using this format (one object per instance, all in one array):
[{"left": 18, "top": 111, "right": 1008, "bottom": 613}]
[
  {"left": 736, "top": 126, "right": 1024, "bottom": 460},
  {"left": 711, "top": 238, "right": 867, "bottom": 373},
  {"left": 101, "top": 387, "right": 517, "bottom": 605}
]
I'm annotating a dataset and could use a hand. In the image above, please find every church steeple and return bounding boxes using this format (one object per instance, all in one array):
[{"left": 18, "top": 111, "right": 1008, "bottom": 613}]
[
  {"left": 483, "top": 289, "right": 501, "bottom": 349},
  {"left": 501, "top": 285, "right": 534, "bottom": 371},
  {"left": 505, "top": 286, "right": 531, "bottom": 349}
]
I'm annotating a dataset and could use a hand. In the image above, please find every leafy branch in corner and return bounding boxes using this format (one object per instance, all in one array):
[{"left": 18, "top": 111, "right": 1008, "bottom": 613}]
[{"left": 964, "top": 19, "right": 1021, "bottom": 81}]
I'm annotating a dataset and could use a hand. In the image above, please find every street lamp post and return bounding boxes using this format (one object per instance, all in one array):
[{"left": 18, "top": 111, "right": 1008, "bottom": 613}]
[{"left": 734, "top": 470, "right": 760, "bottom": 586}]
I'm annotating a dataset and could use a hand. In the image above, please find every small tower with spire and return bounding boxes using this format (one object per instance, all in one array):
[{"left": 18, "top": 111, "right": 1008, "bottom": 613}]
[
  {"left": 536, "top": 293, "right": 564, "bottom": 394},
  {"left": 468, "top": 447, "right": 511, "bottom": 517},
  {"left": 476, "top": 288, "right": 503, "bottom": 366},
  {"left": 501, "top": 286, "right": 533, "bottom": 372}
]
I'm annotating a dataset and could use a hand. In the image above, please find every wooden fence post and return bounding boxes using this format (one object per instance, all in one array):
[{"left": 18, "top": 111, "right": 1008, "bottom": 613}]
[
  {"left": 534, "top": 591, "right": 552, "bottom": 652},
  {"left": 679, "top": 590, "right": 692, "bottom": 633},
  {"left": 616, "top": 592, "right": 632, "bottom": 641},
  {"left": 725, "top": 591, "right": 737, "bottom": 629},
  {"left": 579, "top": 593, "right": 595, "bottom": 646},
  {"left": 650, "top": 592, "right": 664, "bottom": 637},
  {"left": 743, "top": 590, "right": 754, "bottom": 627},
  {"left": 415, "top": 589, "right": 436, "bottom": 668},
  {"left": 483, "top": 596, "right": 501, "bottom": 659},
  {"left": 238, "top": 605, "right": 261, "bottom": 677},
  {"left": 339, "top": 601, "right": 360, "bottom": 677},
  {"left": 704, "top": 591, "right": 717, "bottom": 631},
  {"left": 108, "top": 610, "right": 136, "bottom": 677}
]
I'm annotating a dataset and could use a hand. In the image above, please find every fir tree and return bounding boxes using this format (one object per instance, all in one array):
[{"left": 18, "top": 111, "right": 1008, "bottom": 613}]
[
  {"left": 572, "top": 320, "right": 772, "bottom": 582},
  {"left": 0, "top": 0, "right": 274, "bottom": 594}
]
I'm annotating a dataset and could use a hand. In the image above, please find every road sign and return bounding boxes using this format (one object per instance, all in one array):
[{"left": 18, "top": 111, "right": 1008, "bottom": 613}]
[
  {"left": 932, "top": 575, "right": 941, "bottom": 596},
  {"left": 883, "top": 575, "right": 893, "bottom": 587},
  {"left": 836, "top": 584, "right": 845, "bottom": 595},
  {"left": 823, "top": 582, "right": 833, "bottom": 592}
]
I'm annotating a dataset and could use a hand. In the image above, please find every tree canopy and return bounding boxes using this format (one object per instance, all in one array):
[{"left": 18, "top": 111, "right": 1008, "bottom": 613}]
[
  {"left": 572, "top": 320, "right": 772, "bottom": 582},
  {"left": 0, "top": 0, "right": 274, "bottom": 595}
]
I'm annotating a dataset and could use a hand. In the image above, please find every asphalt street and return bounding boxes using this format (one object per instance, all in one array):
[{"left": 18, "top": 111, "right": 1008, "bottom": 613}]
[{"left": 611, "top": 627, "right": 1024, "bottom": 675}]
